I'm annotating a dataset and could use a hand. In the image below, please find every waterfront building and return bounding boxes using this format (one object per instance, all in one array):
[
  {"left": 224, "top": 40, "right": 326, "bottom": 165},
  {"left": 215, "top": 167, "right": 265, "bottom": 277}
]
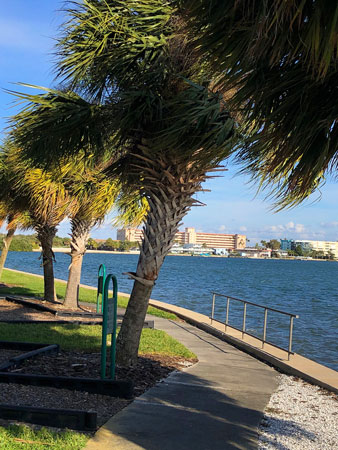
[
  {"left": 117, "top": 227, "right": 246, "bottom": 250},
  {"left": 280, "top": 238, "right": 338, "bottom": 257},
  {"left": 240, "top": 248, "right": 272, "bottom": 258},
  {"left": 116, "top": 228, "right": 143, "bottom": 242}
]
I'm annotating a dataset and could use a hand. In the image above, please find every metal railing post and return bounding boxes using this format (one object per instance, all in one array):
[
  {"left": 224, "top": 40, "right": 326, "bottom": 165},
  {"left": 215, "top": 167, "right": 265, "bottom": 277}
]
[
  {"left": 262, "top": 308, "right": 268, "bottom": 348},
  {"left": 225, "top": 297, "right": 230, "bottom": 330},
  {"left": 211, "top": 293, "right": 216, "bottom": 324},
  {"left": 242, "top": 303, "right": 247, "bottom": 338},
  {"left": 288, "top": 316, "right": 294, "bottom": 360}
]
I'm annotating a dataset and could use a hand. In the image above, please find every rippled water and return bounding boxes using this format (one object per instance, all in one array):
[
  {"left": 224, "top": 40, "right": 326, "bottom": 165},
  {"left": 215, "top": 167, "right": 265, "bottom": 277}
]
[{"left": 5, "top": 252, "right": 338, "bottom": 371}]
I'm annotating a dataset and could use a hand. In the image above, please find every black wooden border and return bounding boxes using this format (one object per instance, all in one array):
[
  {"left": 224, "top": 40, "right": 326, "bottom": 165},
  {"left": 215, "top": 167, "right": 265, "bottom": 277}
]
[
  {"left": 0, "top": 404, "right": 97, "bottom": 430},
  {"left": 0, "top": 372, "right": 134, "bottom": 398}
]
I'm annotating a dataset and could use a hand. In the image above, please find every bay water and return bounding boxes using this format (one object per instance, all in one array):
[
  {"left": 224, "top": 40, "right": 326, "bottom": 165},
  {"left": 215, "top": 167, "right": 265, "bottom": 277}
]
[{"left": 4, "top": 251, "right": 338, "bottom": 371}]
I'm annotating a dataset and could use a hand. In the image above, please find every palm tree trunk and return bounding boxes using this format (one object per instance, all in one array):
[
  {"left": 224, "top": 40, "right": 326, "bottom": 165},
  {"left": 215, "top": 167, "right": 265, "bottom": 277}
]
[
  {"left": 63, "top": 218, "right": 92, "bottom": 309},
  {"left": 116, "top": 185, "right": 195, "bottom": 366},
  {"left": 0, "top": 227, "right": 16, "bottom": 280},
  {"left": 37, "top": 225, "right": 57, "bottom": 302}
]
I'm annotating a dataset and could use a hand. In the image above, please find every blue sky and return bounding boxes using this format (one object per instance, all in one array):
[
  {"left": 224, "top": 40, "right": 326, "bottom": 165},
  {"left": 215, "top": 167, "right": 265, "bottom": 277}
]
[{"left": 1, "top": 1, "right": 337, "bottom": 244}]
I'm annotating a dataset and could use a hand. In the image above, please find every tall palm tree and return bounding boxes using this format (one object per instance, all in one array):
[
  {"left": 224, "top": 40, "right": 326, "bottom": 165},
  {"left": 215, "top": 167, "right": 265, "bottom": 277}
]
[
  {"left": 179, "top": 0, "right": 338, "bottom": 202},
  {"left": 9, "top": 0, "right": 237, "bottom": 365}
]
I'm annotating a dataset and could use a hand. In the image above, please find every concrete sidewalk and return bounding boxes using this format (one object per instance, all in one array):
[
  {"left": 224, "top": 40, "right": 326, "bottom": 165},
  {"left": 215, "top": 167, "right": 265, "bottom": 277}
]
[{"left": 85, "top": 317, "right": 278, "bottom": 450}]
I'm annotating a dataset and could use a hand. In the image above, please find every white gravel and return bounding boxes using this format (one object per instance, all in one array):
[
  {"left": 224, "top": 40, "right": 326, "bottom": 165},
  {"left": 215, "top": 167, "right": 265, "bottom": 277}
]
[{"left": 258, "top": 374, "right": 338, "bottom": 450}]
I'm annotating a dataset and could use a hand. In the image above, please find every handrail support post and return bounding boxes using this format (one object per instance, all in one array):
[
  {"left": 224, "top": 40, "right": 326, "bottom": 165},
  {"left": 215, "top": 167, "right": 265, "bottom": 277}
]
[
  {"left": 242, "top": 303, "right": 247, "bottom": 339},
  {"left": 211, "top": 293, "right": 216, "bottom": 324},
  {"left": 288, "top": 316, "right": 294, "bottom": 360},
  {"left": 262, "top": 308, "right": 268, "bottom": 348}
]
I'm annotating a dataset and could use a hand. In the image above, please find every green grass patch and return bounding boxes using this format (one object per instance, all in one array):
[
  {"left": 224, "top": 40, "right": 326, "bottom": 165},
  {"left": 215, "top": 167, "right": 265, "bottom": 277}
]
[
  {"left": 0, "top": 323, "right": 196, "bottom": 359},
  {"left": 0, "top": 269, "right": 177, "bottom": 320},
  {"left": 0, "top": 424, "right": 88, "bottom": 449}
]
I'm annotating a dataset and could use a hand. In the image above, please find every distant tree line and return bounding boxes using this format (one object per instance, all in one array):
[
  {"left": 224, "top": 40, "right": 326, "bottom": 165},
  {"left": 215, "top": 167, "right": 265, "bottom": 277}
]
[
  {"left": 87, "top": 238, "right": 139, "bottom": 252},
  {"left": 0, "top": 233, "right": 138, "bottom": 253},
  {"left": 0, "top": 234, "right": 39, "bottom": 252}
]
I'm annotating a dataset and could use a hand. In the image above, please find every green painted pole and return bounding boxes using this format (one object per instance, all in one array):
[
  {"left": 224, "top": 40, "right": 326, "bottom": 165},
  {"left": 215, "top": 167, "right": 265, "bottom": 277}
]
[
  {"left": 110, "top": 275, "right": 118, "bottom": 380},
  {"left": 96, "top": 264, "right": 106, "bottom": 313},
  {"left": 100, "top": 279, "right": 108, "bottom": 379},
  {"left": 100, "top": 274, "right": 118, "bottom": 380}
]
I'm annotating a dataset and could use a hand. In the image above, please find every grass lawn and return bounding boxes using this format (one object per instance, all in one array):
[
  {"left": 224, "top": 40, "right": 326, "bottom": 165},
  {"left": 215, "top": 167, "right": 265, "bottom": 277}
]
[
  {"left": 0, "top": 323, "right": 196, "bottom": 358},
  {"left": 0, "top": 268, "right": 177, "bottom": 320},
  {"left": 0, "top": 424, "right": 88, "bottom": 450}
]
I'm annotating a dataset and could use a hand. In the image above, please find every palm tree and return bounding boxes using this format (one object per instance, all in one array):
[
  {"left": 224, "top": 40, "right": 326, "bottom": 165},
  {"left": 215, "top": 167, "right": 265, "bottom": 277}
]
[
  {"left": 60, "top": 157, "right": 121, "bottom": 309},
  {"left": 0, "top": 150, "right": 33, "bottom": 279},
  {"left": 5, "top": 146, "right": 73, "bottom": 302},
  {"left": 9, "top": 1, "right": 236, "bottom": 365},
  {"left": 0, "top": 210, "right": 32, "bottom": 279},
  {"left": 179, "top": 0, "right": 338, "bottom": 203}
]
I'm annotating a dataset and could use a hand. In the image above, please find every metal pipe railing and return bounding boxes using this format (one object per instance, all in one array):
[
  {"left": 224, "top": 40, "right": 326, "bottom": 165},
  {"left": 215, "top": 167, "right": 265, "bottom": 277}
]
[{"left": 210, "top": 292, "right": 299, "bottom": 360}]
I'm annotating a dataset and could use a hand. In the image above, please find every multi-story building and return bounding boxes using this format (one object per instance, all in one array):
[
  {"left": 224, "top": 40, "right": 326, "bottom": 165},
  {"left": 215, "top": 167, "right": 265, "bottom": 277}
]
[
  {"left": 280, "top": 238, "right": 338, "bottom": 258},
  {"left": 117, "top": 227, "right": 246, "bottom": 250},
  {"left": 116, "top": 228, "right": 143, "bottom": 243}
]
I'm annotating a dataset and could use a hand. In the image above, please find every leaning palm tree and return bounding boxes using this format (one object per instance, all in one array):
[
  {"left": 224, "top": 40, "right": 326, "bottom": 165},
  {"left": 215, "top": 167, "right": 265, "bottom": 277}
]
[
  {"left": 0, "top": 208, "right": 33, "bottom": 279},
  {"left": 5, "top": 146, "right": 73, "bottom": 302},
  {"left": 9, "top": 1, "right": 237, "bottom": 365},
  {"left": 0, "top": 149, "right": 34, "bottom": 279},
  {"left": 179, "top": 0, "right": 338, "bottom": 202}
]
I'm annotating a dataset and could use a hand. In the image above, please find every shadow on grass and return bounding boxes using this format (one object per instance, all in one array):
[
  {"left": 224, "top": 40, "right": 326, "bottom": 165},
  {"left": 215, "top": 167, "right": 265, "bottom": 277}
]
[{"left": 0, "top": 286, "right": 44, "bottom": 299}]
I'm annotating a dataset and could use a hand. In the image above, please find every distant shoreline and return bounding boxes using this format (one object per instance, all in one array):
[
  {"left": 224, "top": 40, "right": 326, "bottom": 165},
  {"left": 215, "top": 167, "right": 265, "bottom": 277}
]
[{"left": 29, "top": 248, "right": 333, "bottom": 261}]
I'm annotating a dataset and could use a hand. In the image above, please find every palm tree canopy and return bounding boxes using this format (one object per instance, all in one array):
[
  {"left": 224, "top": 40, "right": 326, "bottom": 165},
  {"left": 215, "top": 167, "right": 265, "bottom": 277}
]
[
  {"left": 9, "top": 0, "right": 236, "bottom": 187},
  {"left": 179, "top": 0, "right": 338, "bottom": 203},
  {"left": 3, "top": 145, "right": 73, "bottom": 228}
]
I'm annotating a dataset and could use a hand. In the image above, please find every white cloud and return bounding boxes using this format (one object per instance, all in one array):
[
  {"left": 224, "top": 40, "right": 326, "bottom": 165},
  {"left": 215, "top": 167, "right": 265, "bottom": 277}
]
[
  {"left": 239, "top": 226, "right": 247, "bottom": 232},
  {"left": 218, "top": 225, "right": 226, "bottom": 232},
  {"left": 320, "top": 221, "right": 338, "bottom": 228}
]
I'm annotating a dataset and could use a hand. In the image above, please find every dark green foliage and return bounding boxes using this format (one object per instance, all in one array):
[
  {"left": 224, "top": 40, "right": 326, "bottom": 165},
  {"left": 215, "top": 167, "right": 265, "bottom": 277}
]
[{"left": 179, "top": 0, "right": 338, "bottom": 206}]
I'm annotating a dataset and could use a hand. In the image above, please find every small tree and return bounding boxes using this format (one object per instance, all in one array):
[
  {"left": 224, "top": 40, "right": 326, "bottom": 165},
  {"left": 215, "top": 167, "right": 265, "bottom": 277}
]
[
  {"left": 87, "top": 238, "right": 98, "bottom": 250},
  {"left": 295, "top": 245, "right": 304, "bottom": 257},
  {"left": 104, "top": 238, "right": 115, "bottom": 250}
]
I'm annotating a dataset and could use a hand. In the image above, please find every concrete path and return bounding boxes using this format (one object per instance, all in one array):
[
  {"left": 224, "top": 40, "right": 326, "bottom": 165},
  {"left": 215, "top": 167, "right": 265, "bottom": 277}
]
[{"left": 86, "top": 317, "right": 278, "bottom": 450}]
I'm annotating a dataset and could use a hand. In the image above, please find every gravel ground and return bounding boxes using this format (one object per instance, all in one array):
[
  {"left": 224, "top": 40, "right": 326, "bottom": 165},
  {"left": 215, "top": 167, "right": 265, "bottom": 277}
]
[
  {"left": 0, "top": 350, "right": 23, "bottom": 365},
  {"left": 258, "top": 374, "right": 338, "bottom": 450}
]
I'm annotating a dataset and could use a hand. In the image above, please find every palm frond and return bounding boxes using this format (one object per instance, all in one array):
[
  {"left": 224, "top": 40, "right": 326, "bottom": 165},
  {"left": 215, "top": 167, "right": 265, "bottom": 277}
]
[
  {"left": 9, "top": 86, "right": 108, "bottom": 165},
  {"left": 56, "top": 0, "right": 173, "bottom": 98}
]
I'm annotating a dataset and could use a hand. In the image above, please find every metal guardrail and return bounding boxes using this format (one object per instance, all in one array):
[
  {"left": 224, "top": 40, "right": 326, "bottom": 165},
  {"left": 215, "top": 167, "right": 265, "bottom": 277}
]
[{"left": 210, "top": 292, "right": 299, "bottom": 360}]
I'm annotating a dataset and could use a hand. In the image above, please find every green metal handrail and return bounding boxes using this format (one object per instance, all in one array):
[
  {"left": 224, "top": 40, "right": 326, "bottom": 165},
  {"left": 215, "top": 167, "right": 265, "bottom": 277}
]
[
  {"left": 96, "top": 264, "right": 106, "bottom": 313},
  {"left": 100, "top": 274, "right": 118, "bottom": 380}
]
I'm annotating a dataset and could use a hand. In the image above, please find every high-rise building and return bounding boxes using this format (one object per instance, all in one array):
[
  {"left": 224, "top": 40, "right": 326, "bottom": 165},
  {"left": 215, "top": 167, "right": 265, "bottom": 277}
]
[{"left": 117, "top": 227, "right": 246, "bottom": 250}]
